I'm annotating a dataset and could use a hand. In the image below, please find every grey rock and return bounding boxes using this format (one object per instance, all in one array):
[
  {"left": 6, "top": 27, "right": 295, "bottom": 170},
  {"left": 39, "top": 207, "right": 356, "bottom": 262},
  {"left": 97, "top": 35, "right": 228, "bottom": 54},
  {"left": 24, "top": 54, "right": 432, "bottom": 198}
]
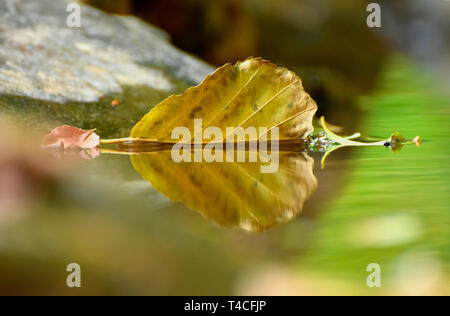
[{"left": 0, "top": 0, "right": 213, "bottom": 104}]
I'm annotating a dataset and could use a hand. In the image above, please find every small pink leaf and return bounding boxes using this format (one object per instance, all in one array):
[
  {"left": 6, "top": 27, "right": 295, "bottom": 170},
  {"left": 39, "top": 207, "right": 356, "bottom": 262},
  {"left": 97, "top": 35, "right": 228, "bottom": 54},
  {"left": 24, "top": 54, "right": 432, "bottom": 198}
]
[{"left": 41, "top": 125, "right": 100, "bottom": 149}]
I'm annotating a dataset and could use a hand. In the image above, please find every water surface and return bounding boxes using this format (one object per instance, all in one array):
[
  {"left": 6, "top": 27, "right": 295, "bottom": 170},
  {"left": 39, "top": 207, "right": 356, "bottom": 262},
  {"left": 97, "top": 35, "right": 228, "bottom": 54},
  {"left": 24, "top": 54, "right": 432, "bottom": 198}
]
[{"left": 0, "top": 56, "right": 448, "bottom": 295}]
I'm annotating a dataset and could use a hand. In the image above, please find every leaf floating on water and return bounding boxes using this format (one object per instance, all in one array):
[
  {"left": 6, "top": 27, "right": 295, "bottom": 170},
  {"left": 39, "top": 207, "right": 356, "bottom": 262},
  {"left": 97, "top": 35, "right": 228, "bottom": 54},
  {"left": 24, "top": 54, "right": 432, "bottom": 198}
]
[
  {"left": 131, "top": 57, "right": 318, "bottom": 142},
  {"left": 41, "top": 125, "right": 100, "bottom": 149},
  {"left": 131, "top": 151, "right": 317, "bottom": 232}
]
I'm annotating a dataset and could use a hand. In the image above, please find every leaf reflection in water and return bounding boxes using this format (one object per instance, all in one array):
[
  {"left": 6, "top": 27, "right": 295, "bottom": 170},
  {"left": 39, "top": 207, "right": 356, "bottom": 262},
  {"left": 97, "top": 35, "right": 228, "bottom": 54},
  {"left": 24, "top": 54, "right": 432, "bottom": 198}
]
[{"left": 130, "top": 147, "right": 317, "bottom": 232}]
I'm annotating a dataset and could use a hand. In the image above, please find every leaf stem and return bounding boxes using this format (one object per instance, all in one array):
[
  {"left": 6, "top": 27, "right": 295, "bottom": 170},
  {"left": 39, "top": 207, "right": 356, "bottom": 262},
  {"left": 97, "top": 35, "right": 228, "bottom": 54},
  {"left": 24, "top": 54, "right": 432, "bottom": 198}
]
[
  {"left": 100, "top": 138, "right": 165, "bottom": 145},
  {"left": 318, "top": 117, "right": 420, "bottom": 169}
]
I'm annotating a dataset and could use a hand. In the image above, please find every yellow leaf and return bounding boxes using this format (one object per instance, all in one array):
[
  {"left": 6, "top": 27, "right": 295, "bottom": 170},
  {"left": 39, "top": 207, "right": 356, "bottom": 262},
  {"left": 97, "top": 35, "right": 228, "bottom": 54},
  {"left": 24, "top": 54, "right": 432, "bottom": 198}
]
[
  {"left": 131, "top": 57, "right": 317, "bottom": 142},
  {"left": 131, "top": 150, "right": 317, "bottom": 232}
]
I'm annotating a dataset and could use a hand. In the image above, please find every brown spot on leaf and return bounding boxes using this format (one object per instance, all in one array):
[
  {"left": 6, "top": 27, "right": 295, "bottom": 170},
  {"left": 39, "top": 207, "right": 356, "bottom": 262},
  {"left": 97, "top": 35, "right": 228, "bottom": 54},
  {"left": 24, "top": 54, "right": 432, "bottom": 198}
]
[{"left": 189, "top": 106, "right": 203, "bottom": 119}]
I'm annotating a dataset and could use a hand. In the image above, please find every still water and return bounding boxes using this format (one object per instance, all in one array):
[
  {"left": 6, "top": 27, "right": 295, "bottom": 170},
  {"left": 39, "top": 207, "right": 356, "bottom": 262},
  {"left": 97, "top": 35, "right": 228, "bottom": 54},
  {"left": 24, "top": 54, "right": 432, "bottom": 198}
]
[{"left": 0, "top": 57, "right": 448, "bottom": 295}]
